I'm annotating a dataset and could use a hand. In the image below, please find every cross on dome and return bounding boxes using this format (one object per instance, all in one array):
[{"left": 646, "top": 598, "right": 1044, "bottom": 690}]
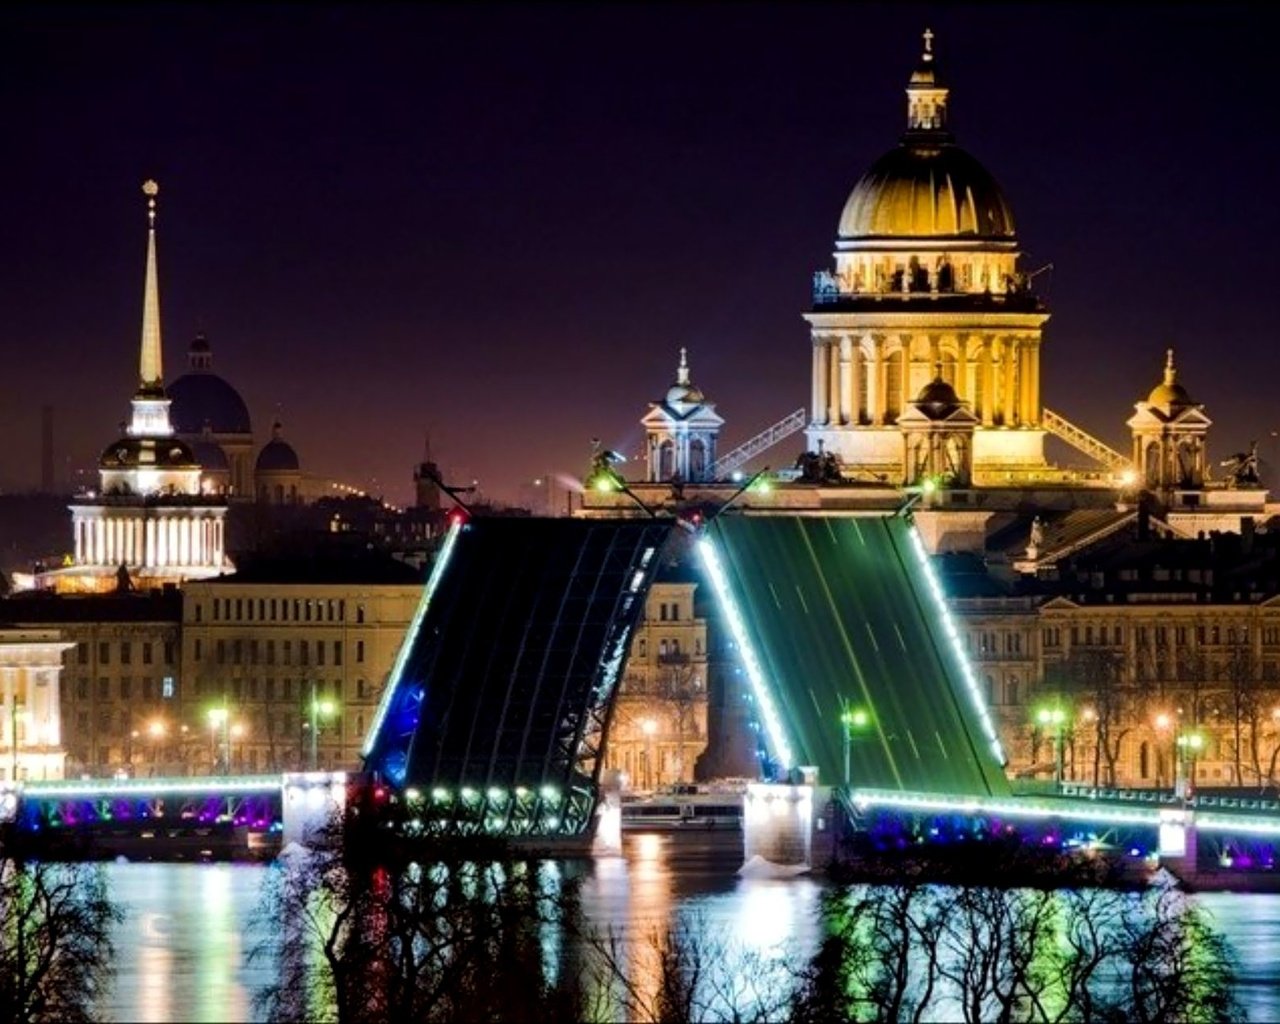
[
  {"left": 676, "top": 346, "right": 690, "bottom": 386},
  {"left": 922, "top": 27, "right": 934, "bottom": 58}
]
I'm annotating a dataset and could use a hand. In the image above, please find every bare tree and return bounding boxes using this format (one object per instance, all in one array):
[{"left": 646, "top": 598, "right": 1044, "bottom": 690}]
[
  {"left": 1048, "top": 648, "right": 1131, "bottom": 787},
  {"left": 0, "top": 855, "right": 123, "bottom": 1023}
]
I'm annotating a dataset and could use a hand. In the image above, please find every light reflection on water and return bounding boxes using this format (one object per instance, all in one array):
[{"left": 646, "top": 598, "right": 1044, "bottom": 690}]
[{"left": 98, "top": 836, "right": 1280, "bottom": 1023}]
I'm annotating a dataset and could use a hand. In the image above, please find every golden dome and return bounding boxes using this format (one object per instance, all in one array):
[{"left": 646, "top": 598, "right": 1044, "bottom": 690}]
[
  {"left": 1145, "top": 349, "right": 1194, "bottom": 411},
  {"left": 839, "top": 143, "right": 1016, "bottom": 240}
]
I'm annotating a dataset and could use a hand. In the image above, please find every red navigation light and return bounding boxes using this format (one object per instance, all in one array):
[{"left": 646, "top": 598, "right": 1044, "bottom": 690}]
[{"left": 447, "top": 508, "right": 469, "bottom": 528}]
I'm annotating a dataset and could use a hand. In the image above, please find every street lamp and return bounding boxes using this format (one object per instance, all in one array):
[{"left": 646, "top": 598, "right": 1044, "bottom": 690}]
[
  {"left": 1035, "top": 706, "right": 1067, "bottom": 787},
  {"left": 640, "top": 717, "right": 658, "bottom": 790},
  {"left": 1175, "top": 730, "right": 1204, "bottom": 800},
  {"left": 309, "top": 682, "right": 339, "bottom": 770},
  {"left": 207, "top": 706, "right": 229, "bottom": 776},
  {"left": 839, "top": 702, "right": 870, "bottom": 787},
  {"left": 1154, "top": 711, "right": 1176, "bottom": 791}
]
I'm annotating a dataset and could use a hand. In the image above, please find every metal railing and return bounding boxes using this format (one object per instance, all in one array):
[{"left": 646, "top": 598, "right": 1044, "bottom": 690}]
[
  {"left": 711, "top": 408, "right": 807, "bottom": 478},
  {"left": 1041, "top": 408, "right": 1130, "bottom": 471}
]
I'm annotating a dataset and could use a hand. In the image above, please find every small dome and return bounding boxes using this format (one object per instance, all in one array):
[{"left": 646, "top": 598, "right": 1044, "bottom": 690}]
[
  {"left": 1145, "top": 350, "right": 1194, "bottom": 412},
  {"left": 666, "top": 383, "right": 706, "bottom": 408},
  {"left": 168, "top": 372, "right": 253, "bottom": 435},
  {"left": 100, "top": 435, "right": 198, "bottom": 470},
  {"left": 192, "top": 440, "right": 229, "bottom": 472},
  {"left": 256, "top": 422, "right": 300, "bottom": 473},
  {"left": 839, "top": 143, "right": 1016, "bottom": 240},
  {"left": 916, "top": 376, "right": 960, "bottom": 407}
]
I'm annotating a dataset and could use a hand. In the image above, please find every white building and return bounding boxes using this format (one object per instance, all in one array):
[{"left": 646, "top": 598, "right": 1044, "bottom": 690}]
[
  {"left": 42, "top": 182, "right": 230, "bottom": 593},
  {"left": 0, "top": 627, "right": 71, "bottom": 782}
]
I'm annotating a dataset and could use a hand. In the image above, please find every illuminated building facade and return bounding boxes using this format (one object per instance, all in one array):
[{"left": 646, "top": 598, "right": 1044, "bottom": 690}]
[
  {"left": 642, "top": 350, "right": 724, "bottom": 484},
  {"left": 180, "top": 564, "right": 420, "bottom": 773},
  {"left": 44, "top": 182, "right": 230, "bottom": 593},
  {"left": 805, "top": 30, "right": 1051, "bottom": 485},
  {"left": 605, "top": 580, "right": 709, "bottom": 790},
  {"left": 0, "top": 592, "right": 181, "bottom": 776},
  {"left": 0, "top": 627, "right": 71, "bottom": 782}
]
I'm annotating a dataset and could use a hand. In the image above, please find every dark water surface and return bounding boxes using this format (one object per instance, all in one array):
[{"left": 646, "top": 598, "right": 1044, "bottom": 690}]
[{"left": 99, "top": 833, "right": 1279, "bottom": 1022}]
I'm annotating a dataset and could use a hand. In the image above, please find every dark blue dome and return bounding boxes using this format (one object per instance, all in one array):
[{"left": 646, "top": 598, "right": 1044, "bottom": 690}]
[
  {"left": 192, "top": 440, "right": 230, "bottom": 472},
  {"left": 256, "top": 438, "right": 300, "bottom": 472},
  {"left": 167, "top": 372, "right": 252, "bottom": 435}
]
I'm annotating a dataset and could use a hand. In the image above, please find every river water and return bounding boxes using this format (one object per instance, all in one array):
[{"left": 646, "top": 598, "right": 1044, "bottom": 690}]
[{"left": 99, "top": 833, "right": 1280, "bottom": 1022}]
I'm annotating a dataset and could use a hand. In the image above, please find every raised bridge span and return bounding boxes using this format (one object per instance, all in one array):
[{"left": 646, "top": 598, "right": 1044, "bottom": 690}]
[{"left": 5, "top": 514, "right": 1280, "bottom": 864}]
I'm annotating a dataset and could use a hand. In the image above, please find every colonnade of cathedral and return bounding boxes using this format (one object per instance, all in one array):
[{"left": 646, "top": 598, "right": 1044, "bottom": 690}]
[
  {"left": 809, "top": 330, "right": 1041, "bottom": 428},
  {"left": 71, "top": 512, "right": 226, "bottom": 570}
]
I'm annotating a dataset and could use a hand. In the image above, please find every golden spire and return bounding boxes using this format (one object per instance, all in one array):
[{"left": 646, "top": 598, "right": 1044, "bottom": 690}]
[
  {"left": 677, "top": 346, "right": 691, "bottom": 386},
  {"left": 1164, "top": 347, "right": 1177, "bottom": 386},
  {"left": 139, "top": 180, "right": 163, "bottom": 388}
]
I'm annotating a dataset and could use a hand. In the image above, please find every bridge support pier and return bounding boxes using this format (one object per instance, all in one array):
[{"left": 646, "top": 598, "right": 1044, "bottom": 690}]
[
  {"left": 743, "top": 782, "right": 820, "bottom": 870},
  {"left": 282, "top": 771, "right": 348, "bottom": 849},
  {"left": 1157, "top": 808, "right": 1198, "bottom": 881}
]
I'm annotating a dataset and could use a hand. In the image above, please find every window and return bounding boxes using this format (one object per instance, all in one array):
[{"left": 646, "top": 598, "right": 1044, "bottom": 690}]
[
  {"left": 258, "top": 599, "right": 266, "bottom": 620},
  {"left": 216, "top": 640, "right": 226, "bottom": 664},
  {"left": 267, "top": 641, "right": 276, "bottom": 666},
  {"left": 120, "top": 677, "right": 132, "bottom": 699},
  {"left": 164, "top": 642, "right": 174, "bottom": 665},
  {"left": 250, "top": 640, "right": 259, "bottom": 665},
  {"left": 659, "top": 604, "right": 668, "bottom": 622},
  {"left": 357, "top": 678, "right": 369, "bottom": 699},
  {"left": 98, "top": 642, "right": 110, "bottom": 664},
  {"left": 77, "top": 642, "right": 88, "bottom": 664},
  {"left": 142, "top": 677, "right": 153, "bottom": 700},
  {"left": 671, "top": 604, "right": 680, "bottom": 622},
  {"left": 284, "top": 641, "right": 293, "bottom": 666},
  {"left": 334, "top": 641, "right": 342, "bottom": 666},
  {"left": 356, "top": 640, "right": 365, "bottom": 663},
  {"left": 97, "top": 677, "right": 109, "bottom": 700},
  {"left": 233, "top": 639, "right": 243, "bottom": 664},
  {"left": 77, "top": 678, "right": 89, "bottom": 700},
  {"left": 266, "top": 678, "right": 276, "bottom": 700},
  {"left": 142, "top": 642, "right": 153, "bottom": 665},
  {"left": 212, "top": 600, "right": 219, "bottom": 622},
  {"left": 236, "top": 599, "right": 243, "bottom": 620},
  {"left": 317, "top": 641, "right": 325, "bottom": 666},
  {"left": 195, "top": 604, "right": 203, "bottom": 623},
  {"left": 356, "top": 605, "right": 365, "bottom": 624},
  {"left": 339, "top": 600, "right": 346, "bottom": 621},
  {"left": 1006, "top": 676, "right": 1019, "bottom": 706}
]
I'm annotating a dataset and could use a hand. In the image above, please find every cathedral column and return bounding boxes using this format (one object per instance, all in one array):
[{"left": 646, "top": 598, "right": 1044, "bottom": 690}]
[
  {"left": 157, "top": 517, "right": 167, "bottom": 567},
  {"left": 838, "top": 336, "right": 854, "bottom": 427},
  {"left": 899, "top": 333, "right": 913, "bottom": 416},
  {"left": 811, "top": 338, "right": 823, "bottom": 424},
  {"left": 144, "top": 518, "right": 155, "bottom": 568},
  {"left": 1028, "top": 340, "right": 1041, "bottom": 425},
  {"left": 1003, "top": 336, "right": 1019, "bottom": 426},
  {"left": 956, "top": 332, "right": 970, "bottom": 402},
  {"left": 927, "top": 333, "right": 941, "bottom": 372},
  {"left": 1019, "top": 337, "right": 1033, "bottom": 426},
  {"left": 849, "top": 335, "right": 863, "bottom": 424},
  {"left": 980, "top": 336, "right": 994, "bottom": 426},
  {"left": 136, "top": 521, "right": 144, "bottom": 565},
  {"left": 827, "top": 339, "right": 842, "bottom": 425},
  {"left": 872, "top": 334, "right": 888, "bottom": 425}
]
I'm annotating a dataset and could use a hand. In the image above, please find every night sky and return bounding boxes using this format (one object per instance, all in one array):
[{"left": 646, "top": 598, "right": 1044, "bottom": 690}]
[{"left": 2, "top": 4, "right": 1278, "bottom": 505}]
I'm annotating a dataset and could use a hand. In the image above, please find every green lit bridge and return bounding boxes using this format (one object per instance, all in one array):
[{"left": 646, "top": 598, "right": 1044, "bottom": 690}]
[{"left": 6, "top": 513, "right": 1280, "bottom": 870}]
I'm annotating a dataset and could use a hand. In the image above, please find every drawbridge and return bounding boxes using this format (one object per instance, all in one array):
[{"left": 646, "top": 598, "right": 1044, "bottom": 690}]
[{"left": 361, "top": 512, "right": 1011, "bottom": 838}]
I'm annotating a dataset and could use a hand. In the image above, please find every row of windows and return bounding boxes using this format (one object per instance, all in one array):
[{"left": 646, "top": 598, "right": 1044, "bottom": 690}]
[
  {"left": 198, "top": 596, "right": 367, "bottom": 625},
  {"left": 77, "top": 641, "right": 175, "bottom": 666},
  {"left": 195, "top": 638, "right": 365, "bottom": 666},
  {"left": 193, "top": 677, "right": 377, "bottom": 701},
  {"left": 972, "top": 632, "right": 1023, "bottom": 655},
  {"left": 655, "top": 602, "right": 684, "bottom": 622},
  {"left": 75, "top": 676, "right": 176, "bottom": 701},
  {"left": 992, "top": 623, "right": 1273, "bottom": 651},
  {"left": 636, "top": 637, "right": 703, "bottom": 658}
]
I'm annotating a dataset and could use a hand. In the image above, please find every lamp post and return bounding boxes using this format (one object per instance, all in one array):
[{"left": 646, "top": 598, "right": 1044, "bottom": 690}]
[
  {"left": 147, "top": 719, "right": 166, "bottom": 773},
  {"left": 309, "top": 681, "right": 338, "bottom": 770},
  {"left": 839, "top": 701, "right": 870, "bottom": 788},
  {"left": 640, "top": 717, "right": 658, "bottom": 790},
  {"left": 1175, "top": 730, "right": 1204, "bottom": 801},
  {"left": 207, "top": 706, "right": 229, "bottom": 776},
  {"left": 1035, "top": 706, "right": 1067, "bottom": 788},
  {"left": 1154, "top": 711, "right": 1176, "bottom": 791}
]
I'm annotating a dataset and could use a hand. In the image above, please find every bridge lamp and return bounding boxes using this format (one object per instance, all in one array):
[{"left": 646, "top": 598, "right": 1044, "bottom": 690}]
[
  {"left": 309, "top": 697, "right": 339, "bottom": 770},
  {"left": 207, "top": 707, "right": 230, "bottom": 776},
  {"left": 840, "top": 704, "right": 871, "bottom": 787},
  {"left": 1035, "top": 706, "right": 1068, "bottom": 787},
  {"left": 1176, "top": 730, "right": 1205, "bottom": 800}
]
